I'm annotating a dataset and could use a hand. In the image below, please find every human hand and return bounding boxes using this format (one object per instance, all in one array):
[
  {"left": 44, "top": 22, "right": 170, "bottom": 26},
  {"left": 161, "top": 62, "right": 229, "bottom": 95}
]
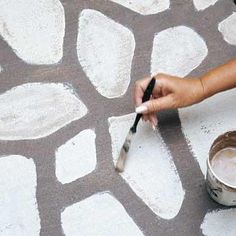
[{"left": 133, "top": 73, "right": 204, "bottom": 128}]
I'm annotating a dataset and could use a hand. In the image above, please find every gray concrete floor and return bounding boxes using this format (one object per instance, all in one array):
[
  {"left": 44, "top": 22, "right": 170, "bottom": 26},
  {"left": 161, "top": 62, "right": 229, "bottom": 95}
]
[{"left": 0, "top": 0, "right": 236, "bottom": 235}]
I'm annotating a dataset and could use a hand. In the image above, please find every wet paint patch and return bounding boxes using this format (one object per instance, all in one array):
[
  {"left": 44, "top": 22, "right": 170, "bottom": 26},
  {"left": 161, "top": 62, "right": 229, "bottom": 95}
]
[
  {"left": 56, "top": 129, "right": 96, "bottom": 184},
  {"left": 77, "top": 9, "right": 135, "bottom": 98},
  {"left": 193, "top": 0, "right": 219, "bottom": 11},
  {"left": 179, "top": 90, "right": 236, "bottom": 175},
  {"left": 151, "top": 26, "right": 208, "bottom": 77},
  {"left": 218, "top": 12, "right": 236, "bottom": 45},
  {"left": 0, "top": 83, "right": 87, "bottom": 140},
  {"left": 201, "top": 208, "right": 236, "bottom": 236},
  {"left": 61, "top": 192, "right": 144, "bottom": 236},
  {"left": 0, "top": 155, "right": 40, "bottom": 235},
  {"left": 108, "top": 113, "right": 185, "bottom": 219},
  {"left": 0, "top": 0, "right": 65, "bottom": 64},
  {"left": 110, "top": 0, "right": 170, "bottom": 15}
]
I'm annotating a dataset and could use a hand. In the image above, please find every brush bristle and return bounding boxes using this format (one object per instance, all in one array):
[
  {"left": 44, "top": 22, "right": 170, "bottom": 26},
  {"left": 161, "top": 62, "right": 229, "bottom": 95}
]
[
  {"left": 115, "top": 148, "right": 126, "bottom": 172},
  {"left": 115, "top": 130, "right": 134, "bottom": 172}
]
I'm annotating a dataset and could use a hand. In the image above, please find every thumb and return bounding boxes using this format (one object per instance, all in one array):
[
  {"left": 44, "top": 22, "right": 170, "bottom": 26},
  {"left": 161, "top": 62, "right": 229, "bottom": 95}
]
[{"left": 135, "top": 96, "right": 173, "bottom": 114}]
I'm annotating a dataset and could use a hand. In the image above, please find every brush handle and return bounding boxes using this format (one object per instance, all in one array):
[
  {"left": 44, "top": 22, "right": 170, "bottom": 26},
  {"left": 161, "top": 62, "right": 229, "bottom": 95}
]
[{"left": 130, "top": 77, "right": 156, "bottom": 133}]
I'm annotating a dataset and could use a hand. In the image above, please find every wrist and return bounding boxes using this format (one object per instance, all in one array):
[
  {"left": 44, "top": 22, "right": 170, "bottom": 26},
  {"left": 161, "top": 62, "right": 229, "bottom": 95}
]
[
  {"left": 198, "top": 77, "right": 206, "bottom": 100},
  {"left": 190, "top": 78, "right": 205, "bottom": 104}
]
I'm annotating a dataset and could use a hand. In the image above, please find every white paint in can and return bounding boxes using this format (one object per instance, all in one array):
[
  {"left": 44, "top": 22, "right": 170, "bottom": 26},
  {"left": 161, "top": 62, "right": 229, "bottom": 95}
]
[
  {"left": 211, "top": 148, "right": 236, "bottom": 187},
  {"left": 206, "top": 131, "right": 236, "bottom": 206}
]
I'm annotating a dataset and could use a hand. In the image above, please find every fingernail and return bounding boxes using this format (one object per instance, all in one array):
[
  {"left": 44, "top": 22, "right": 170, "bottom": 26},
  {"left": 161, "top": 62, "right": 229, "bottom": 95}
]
[
  {"left": 152, "top": 124, "right": 156, "bottom": 131},
  {"left": 135, "top": 105, "right": 147, "bottom": 114}
]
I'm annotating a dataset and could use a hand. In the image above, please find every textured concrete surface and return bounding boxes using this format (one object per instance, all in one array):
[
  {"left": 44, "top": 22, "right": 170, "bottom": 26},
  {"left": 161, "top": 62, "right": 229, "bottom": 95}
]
[{"left": 0, "top": 0, "right": 235, "bottom": 235}]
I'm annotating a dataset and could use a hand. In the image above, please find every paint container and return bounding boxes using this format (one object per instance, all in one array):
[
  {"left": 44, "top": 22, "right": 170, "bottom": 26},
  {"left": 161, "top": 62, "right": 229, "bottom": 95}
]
[{"left": 206, "top": 131, "right": 236, "bottom": 206}]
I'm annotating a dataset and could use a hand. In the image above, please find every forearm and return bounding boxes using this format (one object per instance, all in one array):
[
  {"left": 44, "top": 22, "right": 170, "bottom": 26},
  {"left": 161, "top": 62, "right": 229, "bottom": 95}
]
[{"left": 200, "top": 59, "right": 236, "bottom": 99}]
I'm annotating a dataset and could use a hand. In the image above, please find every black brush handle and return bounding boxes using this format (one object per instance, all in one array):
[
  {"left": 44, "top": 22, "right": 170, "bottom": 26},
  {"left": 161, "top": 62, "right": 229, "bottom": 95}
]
[{"left": 130, "top": 77, "right": 156, "bottom": 133}]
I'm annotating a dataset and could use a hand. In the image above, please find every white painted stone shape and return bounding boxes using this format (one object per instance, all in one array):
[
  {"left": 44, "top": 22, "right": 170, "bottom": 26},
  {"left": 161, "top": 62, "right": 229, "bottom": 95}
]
[
  {"left": 77, "top": 9, "right": 135, "bottom": 98},
  {"left": 201, "top": 208, "right": 236, "bottom": 236},
  {"left": 108, "top": 113, "right": 185, "bottom": 219},
  {"left": 218, "top": 12, "right": 236, "bottom": 45},
  {"left": 0, "top": 83, "right": 87, "bottom": 140},
  {"left": 0, "top": 0, "right": 65, "bottom": 64},
  {"left": 61, "top": 192, "right": 144, "bottom": 236},
  {"left": 110, "top": 0, "right": 170, "bottom": 15},
  {"left": 193, "top": 0, "right": 219, "bottom": 11},
  {"left": 0, "top": 155, "right": 40, "bottom": 235},
  {"left": 151, "top": 26, "right": 208, "bottom": 77},
  {"left": 179, "top": 89, "right": 236, "bottom": 175},
  {"left": 56, "top": 129, "right": 96, "bottom": 184}
]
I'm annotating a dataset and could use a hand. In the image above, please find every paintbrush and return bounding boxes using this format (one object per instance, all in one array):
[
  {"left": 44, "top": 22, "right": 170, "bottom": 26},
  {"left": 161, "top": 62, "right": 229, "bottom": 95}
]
[{"left": 115, "top": 77, "right": 156, "bottom": 172}]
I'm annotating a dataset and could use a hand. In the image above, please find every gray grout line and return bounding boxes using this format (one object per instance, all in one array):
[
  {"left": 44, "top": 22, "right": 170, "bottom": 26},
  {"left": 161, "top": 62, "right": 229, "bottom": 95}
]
[{"left": 0, "top": 0, "right": 235, "bottom": 235}]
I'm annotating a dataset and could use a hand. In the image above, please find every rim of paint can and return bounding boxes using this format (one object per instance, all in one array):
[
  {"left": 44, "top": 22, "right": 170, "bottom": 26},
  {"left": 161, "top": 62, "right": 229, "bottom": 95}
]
[{"left": 207, "top": 131, "right": 236, "bottom": 190}]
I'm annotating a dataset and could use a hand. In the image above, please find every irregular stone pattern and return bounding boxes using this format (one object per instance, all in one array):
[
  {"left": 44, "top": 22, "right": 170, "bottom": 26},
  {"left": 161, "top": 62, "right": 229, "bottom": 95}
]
[
  {"left": 151, "top": 26, "right": 208, "bottom": 77},
  {"left": 218, "top": 12, "right": 236, "bottom": 45},
  {"left": 201, "top": 208, "right": 236, "bottom": 236},
  {"left": 0, "top": 155, "right": 40, "bottom": 235},
  {"left": 77, "top": 9, "right": 135, "bottom": 98},
  {"left": 193, "top": 0, "right": 219, "bottom": 11},
  {"left": 179, "top": 89, "right": 236, "bottom": 175},
  {"left": 0, "top": 0, "right": 65, "bottom": 64},
  {"left": 108, "top": 113, "right": 185, "bottom": 219},
  {"left": 0, "top": 83, "right": 87, "bottom": 140},
  {"left": 56, "top": 129, "right": 96, "bottom": 184},
  {"left": 61, "top": 192, "right": 144, "bottom": 236},
  {"left": 110, "top": 0, "right": 170, "bottom": 15}
]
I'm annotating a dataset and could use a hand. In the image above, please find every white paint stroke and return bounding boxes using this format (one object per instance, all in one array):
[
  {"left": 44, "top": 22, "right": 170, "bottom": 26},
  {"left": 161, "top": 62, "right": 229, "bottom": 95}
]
[
  {"left": 0, "top": 65, "right": 2, "bottom": 73},
  {"left": 108, "top": 113, "right": 185, "bottom": 219},
  {"left": 201, "top": 208, "right": 236, "bottom": 236},
  {"left": 0, "top": 83, "right": 87, "bottom": 140},
  {"left": 61, "top": 192, "right": 144, "bottom": 236},
  {"left": 151, "top": 26, "right": 208, "bottom": 77},
  {"left": 193, "top": 0, "right": 219, "bottom": 11},
  {"left": 56, "top": 129, "right": 96, "bottom": 184},
  {"left": 179, "top": 89, "right": 236, "bottom": 175},
  {"left": 77, "top": 9, "right": 135, "bottom": 98},
  {"left": 0, "top": 155, "right": 40, "bottom": 235},
  {"left": 218, "top": 12, "right": 236, "bottom": 45},
  {"left": 110, "top": 0, "right": 170, "bottom": 15},
  {"left": 0, "top": 0, "right": 65, "bottom": 64}
]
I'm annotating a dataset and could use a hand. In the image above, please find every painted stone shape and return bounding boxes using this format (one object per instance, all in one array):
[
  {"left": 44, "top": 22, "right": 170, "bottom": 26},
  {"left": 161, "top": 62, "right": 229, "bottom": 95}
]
[
  {"left": 0, "top": 83, "right": 87, "bottom": 140},
  {"left": 108, "top": 113, "right": 185, "bottom": 219},
  {"left": 0, "top": 0, "right": 65, "bottom": 64},
  {"left": 77, "top": 9, "right": 135, "bottom": 98},
  {"left": 61, "top": 192, "right": 144, "bottom": 236},
  {"left": 56, "top": 129, "right": 96, "bottom": 184},
  {"left": 201, "top": 208, "right": 236, "bottom": 236},
  {"left": 110, "top": 0, "right": 170, "bottom": 15},
  {"left": 151, "top": 26, "right": 208, "bottom": 77},
  {"left": 179, "top": 89, "right": 236, "bottom": 175},
  {"left": 0, "top": 155, "right": 40, "bottom": 235},
  {"left": 218, "top": 12, "right": 236, "bottom": 45},
  {"left": 193, "top": 0, "right": 219, "bottom": 11}
]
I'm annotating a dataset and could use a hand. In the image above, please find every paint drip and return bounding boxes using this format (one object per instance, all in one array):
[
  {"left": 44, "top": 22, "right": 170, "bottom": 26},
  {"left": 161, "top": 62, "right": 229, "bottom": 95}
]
[{"left": 211, "top": 147, "right": 236, "bottom": 187}]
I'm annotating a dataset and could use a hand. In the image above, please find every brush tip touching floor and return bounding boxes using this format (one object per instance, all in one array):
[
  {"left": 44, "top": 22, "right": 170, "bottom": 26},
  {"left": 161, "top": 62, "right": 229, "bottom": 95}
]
[
  {"left": 115, "top": 148, "right": 127, "bottom": 172},
  {"left": 115, "top": 130, "right": 134, "bottom": 172}
]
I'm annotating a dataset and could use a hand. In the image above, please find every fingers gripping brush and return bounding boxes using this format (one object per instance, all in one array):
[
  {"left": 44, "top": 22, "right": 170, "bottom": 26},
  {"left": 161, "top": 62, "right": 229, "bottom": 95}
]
[{"left": 115, "top": 77, "right": 156, "bottom": 172}]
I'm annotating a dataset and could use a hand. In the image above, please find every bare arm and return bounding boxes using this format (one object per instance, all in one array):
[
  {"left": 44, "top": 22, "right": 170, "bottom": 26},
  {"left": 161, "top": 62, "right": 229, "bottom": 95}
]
[
  {"left": 134, "top": 59, "right": 236, "bottom": 127},
  {"left": 201, "top": 59, "right": 236, "bottom": 99}
]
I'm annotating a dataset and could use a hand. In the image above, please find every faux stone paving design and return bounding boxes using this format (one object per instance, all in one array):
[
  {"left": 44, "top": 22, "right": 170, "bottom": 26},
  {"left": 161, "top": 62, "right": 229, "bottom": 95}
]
[{"left": 0, "top": 0, "right": 236, "bottom": 235}]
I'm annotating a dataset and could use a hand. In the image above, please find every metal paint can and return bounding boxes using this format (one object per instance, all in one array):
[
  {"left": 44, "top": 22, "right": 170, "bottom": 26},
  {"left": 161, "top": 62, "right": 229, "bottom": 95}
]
[{"left": 206, "top": 131, "right": 236, "bottom": 206}]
